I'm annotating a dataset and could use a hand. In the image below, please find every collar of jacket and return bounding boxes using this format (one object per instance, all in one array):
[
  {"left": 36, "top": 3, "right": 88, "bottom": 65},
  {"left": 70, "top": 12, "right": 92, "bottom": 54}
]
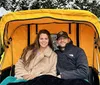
[
  {"left": 30, "top": 46, "right": 53, "bottom": 67},
  {"left": 64, "top": 41, "right": 73, "bottom": 52},
  {"left": 43, "top": 46, "right": 53, "bottom": 57}
]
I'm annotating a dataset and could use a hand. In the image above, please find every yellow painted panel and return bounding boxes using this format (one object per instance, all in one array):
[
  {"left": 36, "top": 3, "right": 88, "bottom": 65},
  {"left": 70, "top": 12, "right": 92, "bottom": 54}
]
[
  {"left": 1, "top": 26, "right": 27, "bottom": 69},
  {"left": 79, "top": 24, "right": 94, "bottom": 67}
]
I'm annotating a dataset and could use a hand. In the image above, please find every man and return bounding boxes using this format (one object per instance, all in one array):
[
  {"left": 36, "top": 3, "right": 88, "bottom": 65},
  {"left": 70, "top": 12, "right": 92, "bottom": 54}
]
[{"left": 55, "top": 31, "right": 90, "bottom": 84}]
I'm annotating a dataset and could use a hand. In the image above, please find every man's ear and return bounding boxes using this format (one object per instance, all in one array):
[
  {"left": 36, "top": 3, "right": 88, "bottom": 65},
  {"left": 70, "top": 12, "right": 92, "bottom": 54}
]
[{"left": 68, "top": 38, "right": 71, "bottom": 42}]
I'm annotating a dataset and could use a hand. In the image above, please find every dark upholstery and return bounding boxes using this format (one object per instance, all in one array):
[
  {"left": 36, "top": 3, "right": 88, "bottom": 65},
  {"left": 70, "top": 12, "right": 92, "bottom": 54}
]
[
  {"left": 88, "top": 67, "right": 99, "bottom": 85},
  {"left": 0, "top": 66, "right": 99, "bottom": 85}
]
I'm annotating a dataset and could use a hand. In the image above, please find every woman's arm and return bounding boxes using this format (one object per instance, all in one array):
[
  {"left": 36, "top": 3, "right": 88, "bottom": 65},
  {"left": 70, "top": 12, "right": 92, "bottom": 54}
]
[{"left": 15, "top": 59, "right": 29, "bottom": 79}]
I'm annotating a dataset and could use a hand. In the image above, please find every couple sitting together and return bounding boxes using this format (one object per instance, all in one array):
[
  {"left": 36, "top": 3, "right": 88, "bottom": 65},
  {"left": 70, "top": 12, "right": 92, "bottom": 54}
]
[{"left": 0, "top": 29, "right": 90, "bottom": 85}]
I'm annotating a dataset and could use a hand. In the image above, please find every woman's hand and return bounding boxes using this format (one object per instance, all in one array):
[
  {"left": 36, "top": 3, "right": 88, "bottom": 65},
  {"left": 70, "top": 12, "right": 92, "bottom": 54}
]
[{"left": 23, "top": 74, "right": 34, "bottom": 80}]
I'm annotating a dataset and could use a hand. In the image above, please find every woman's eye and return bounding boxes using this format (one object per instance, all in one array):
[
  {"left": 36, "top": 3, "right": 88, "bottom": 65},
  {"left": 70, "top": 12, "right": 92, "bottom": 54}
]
[
  {"left": 39, "top": 38, "right": 48, "bottom": 40},
  {"left": 40, "top": 38, "right": 43, "bottom": 40},
  {"left": 45, "top": 38, "right": 48, "bottom": 40}
]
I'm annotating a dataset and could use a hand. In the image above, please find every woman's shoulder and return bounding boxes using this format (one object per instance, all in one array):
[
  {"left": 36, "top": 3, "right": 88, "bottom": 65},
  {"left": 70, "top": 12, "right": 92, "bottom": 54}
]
[
  {"left": 51, "top": 49, "right": 57, "bottom": 58},
  {"left": 52, "top": 50, "right": 57, "bottom": 56},
  {"left": 45, "top": 46, "right": 57, "bottom": 57}
]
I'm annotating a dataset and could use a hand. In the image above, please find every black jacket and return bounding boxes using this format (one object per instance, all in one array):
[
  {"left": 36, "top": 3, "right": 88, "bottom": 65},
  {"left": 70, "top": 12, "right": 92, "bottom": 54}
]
[{"left": 55, "top": 42, "right": 89, "bottom": 80}]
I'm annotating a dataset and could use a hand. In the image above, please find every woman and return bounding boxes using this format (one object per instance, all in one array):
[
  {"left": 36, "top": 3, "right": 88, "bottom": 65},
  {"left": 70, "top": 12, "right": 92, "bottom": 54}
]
[{"left": 0, "top": 29, "right": 57, "bottom": 85}]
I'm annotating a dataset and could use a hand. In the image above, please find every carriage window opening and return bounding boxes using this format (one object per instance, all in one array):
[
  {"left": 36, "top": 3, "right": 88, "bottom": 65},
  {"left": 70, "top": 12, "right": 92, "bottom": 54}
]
[{"left": 51, "top": 34, "right": 58, "bottom": 51}]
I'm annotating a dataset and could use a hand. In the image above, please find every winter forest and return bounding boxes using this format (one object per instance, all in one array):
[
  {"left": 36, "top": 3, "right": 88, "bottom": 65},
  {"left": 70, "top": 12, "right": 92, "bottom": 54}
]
[{"left": 0, "top": 0, "right": 100, "bottom": 18}]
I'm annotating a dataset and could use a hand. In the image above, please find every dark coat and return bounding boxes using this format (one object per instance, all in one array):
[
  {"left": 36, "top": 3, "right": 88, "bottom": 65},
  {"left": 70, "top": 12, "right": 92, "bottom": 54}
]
[{"left": 55, "top": 42, "right": 89, "bottom": 80}]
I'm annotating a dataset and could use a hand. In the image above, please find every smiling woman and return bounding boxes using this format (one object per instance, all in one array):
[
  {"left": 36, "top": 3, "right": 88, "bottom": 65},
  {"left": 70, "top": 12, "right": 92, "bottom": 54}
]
[
  {"left": 0, "top": 29, "right": 57, "bottom": 85},
  {"left": 39, "top": 33, "right": 49, "bottom": 48}
]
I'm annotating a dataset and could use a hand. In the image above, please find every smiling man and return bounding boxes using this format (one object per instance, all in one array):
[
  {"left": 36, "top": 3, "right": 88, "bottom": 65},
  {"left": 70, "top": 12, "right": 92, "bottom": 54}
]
[{"left": 55, "top": 31, "right": 90, "bottom": 85}]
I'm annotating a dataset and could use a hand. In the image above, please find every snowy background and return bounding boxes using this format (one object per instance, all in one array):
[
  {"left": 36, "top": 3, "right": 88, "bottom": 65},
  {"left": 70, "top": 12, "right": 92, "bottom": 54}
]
[{"left": 0, "top": 0, "right": 100, "bottom": 18}]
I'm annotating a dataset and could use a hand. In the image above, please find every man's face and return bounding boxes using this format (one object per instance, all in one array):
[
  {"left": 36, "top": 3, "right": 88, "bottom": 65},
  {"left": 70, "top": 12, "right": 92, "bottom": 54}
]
[{"left": 57, "top": 37, "right": 70, "bottom": 48}]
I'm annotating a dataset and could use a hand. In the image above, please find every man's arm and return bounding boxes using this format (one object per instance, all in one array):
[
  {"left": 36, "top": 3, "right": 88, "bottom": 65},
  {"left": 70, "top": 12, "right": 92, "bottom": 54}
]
[{"left": 60, "top": 49, "right": 89, "bottom": 79}]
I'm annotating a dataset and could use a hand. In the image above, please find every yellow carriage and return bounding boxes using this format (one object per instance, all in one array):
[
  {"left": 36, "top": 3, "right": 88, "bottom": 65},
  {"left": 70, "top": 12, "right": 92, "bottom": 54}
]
[{"left": 0, "top": 9, "right": 100, "bottom": 85}]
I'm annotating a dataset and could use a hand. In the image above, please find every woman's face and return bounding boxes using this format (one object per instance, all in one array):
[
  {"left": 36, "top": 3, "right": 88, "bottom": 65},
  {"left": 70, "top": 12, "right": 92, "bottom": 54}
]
[{"left": 39, "top": 33, "right": 49, "bottom": 48}]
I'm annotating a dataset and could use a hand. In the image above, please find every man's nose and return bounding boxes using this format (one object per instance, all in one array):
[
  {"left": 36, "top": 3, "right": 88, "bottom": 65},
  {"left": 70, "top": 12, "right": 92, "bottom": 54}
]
[{"left": 60, "top": 38, "right": 64, "bottom": 42}]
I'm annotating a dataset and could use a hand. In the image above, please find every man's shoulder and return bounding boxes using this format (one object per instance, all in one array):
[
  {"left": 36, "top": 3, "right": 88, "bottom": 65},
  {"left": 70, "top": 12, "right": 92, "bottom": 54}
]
[
  {"left": 72, "top": 45, "right": 83, "bottom": 50},
  {"left": 70, "top": 45, "right": 85, "bottom": 54},
  {"left": 73, "top": 45, "right": 86, "bottom": 55}
]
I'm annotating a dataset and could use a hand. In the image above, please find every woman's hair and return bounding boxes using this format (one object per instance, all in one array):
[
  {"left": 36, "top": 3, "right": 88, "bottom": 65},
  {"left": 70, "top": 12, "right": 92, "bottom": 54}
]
[{"left": 21, "top": 29, "right": 53, "bottom": 66}]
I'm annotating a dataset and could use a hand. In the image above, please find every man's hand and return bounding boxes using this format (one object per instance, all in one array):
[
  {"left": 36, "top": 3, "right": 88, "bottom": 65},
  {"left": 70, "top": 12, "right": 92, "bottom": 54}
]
[{"left": 57, "top": 75, "right": 61, "bottom": 78}]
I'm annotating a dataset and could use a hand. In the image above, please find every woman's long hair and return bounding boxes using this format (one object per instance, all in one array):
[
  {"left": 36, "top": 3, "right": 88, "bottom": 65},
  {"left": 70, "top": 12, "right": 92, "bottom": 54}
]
[{"left": 21, "top": 29, "right": 53, "bottom": 66}]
